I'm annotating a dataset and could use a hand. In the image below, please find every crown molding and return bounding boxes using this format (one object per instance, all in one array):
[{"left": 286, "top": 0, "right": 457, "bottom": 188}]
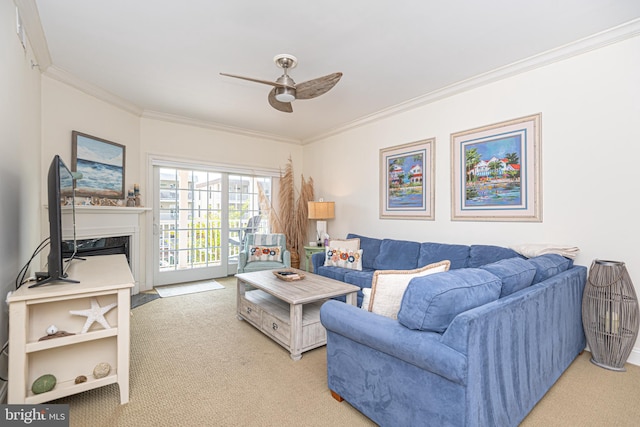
[
  {"left": 303, "top": 18, "right": 640, "bottom": 144},
  {"left": 43, "top": 66, "right": 144, "bottom": 116},
  {"left": 15, "top": 0, "right": 52, "bottom": 70},
  {"left": 141, "top": 111, "right": 301, "bottom": 145}
]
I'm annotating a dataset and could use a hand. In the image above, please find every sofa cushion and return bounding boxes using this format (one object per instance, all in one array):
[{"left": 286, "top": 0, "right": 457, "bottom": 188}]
[
  {"left": 373, "top": 239, "right": 421, "bottom": 270},
  {"left": 468, "top": 245, "right": 523, "bottom": 268},
  {"left": 248, "top": 245, "right": 283, "bottom": 263},
  {"left": 480, "top": 257, "right": 536, "bottom": 297},
  {"left": 418, "top": 242, "right": 470, "bottom": 270},
  {"left": 398, "top": 268, "right": 501, "bottom": 333},
  {"left": 316, "top": 265, "right": 350, "bottom": 282},
  {"left": 367, "top": 261, "right": 451, "bottom": 319},
  {"left": 347, "top": 233, "right": 382, "bottom": 269},
  {"left": 527, "top": 254, "right": 572, "bottom": 284},
  {"left": 343, "top": 269, "right": 375, "bottom": 288}
]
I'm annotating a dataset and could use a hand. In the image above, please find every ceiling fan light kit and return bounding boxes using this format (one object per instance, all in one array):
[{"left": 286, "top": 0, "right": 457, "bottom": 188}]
[{"left": 220, "top": 54, "right": 342, "bottom": 113}]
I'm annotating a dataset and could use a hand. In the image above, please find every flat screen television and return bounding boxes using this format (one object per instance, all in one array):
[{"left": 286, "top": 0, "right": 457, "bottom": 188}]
[{"left": 31, "top": 155, "right": 80, "bottom": 288}]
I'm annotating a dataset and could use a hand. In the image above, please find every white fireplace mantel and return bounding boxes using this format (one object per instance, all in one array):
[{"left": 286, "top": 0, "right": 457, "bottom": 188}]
[{"left": 57, "top": 205, "right": 150, "bottom": 293}]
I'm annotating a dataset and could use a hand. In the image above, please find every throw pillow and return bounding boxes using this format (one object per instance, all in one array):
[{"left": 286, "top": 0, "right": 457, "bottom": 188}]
[
  {"left": 247, "top": 245, "right": 283, "bottom": 263},
  {"left": 367, "top": 260, "right": 451, "bottom": 319},
  {"left": 324, "top": 247, "right": 363, "bottom": 270},
  {"left": 327, "top": 238, "right": 360, "bottom": 251},
  {"left": 361, "top": 288, "right": 371, "bottom": 311}
]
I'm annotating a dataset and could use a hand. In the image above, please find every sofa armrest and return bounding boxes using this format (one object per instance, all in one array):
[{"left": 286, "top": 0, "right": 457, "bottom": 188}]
[
  {"left": 238, "top": 250, "right": 248, "bottom": 271},
  {"left": 320, "top": 300, "right": 467, "bottom": 385},
  {"left": 283, "top": 250, "right": 291, "bottom": 268},
  {"left": 312, "top": 251, "right": 324, "bottom": 272}
]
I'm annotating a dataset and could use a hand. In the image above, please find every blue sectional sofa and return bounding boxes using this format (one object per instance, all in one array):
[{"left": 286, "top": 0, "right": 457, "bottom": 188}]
[
  {"left": 311, "top": 233, "right": 528, "bottom": 307},
  {"left": 315, "top": 234, "right": 587, "bottom": 426}
]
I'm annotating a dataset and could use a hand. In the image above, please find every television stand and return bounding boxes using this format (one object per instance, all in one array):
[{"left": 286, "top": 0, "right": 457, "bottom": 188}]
[
  {"left": 7, "top": 254, "right": 134, "bottom": 404},
  {"left": 29, "top": 274, "right": 80, "bottom": 288}
]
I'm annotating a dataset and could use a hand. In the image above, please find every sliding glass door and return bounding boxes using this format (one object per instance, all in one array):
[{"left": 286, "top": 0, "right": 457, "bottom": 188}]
[{"left": 153, "top": 166, "right": 271, "bottom": 286}]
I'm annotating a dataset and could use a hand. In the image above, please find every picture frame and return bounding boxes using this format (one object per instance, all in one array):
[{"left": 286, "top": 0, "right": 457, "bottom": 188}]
[
  {"left": 72, "top": 131, "right": 126, "bottom": 199},
  {"left": 380, "top": 138, "right": 435, "bottom": 220},
  {"left": 450, "top": 113, "right": 541, "bottom": 222}
]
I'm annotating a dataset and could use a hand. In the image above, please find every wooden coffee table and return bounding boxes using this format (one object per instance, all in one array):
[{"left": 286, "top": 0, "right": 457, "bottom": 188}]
[{"left": 236, "top": 269, "right": 359, "bottom": 360}]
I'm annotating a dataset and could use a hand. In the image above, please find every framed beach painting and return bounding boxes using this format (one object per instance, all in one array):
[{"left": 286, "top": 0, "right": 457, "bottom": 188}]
[
  {"left": 450, "top": 113, "right": 541, "bottom": 222},
  {"left": 380, "top": 138, "right": 435, "bottom": 220},
  {"left": 72, "top": 131, "right": 126, "bottom": 199}
]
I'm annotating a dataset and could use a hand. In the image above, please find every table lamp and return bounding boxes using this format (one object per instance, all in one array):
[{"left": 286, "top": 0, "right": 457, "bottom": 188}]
[{"left": 308, "top": 200, "right": 335, "bottom": 246}]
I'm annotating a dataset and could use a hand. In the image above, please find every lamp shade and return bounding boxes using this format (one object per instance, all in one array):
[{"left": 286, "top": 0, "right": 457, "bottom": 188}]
[{"left": 308, "top": 201, "right": 335, "bottom": 219}]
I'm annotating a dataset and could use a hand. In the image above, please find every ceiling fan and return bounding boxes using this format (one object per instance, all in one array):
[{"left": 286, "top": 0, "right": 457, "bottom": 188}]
[{"left": 220, "top": 54, "right": 342, "bottom": 113}]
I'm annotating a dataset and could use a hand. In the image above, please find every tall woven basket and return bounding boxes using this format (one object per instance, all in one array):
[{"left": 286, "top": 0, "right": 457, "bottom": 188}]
[{"left": 582, "top": 260, "right": 639, "bottom": 371}]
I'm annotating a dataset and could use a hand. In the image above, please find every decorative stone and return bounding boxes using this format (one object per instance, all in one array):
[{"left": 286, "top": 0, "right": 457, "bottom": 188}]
[
  {"left": 93, "top": 362, "right": 111, "bottom": 379},
  {"left": 32, "top": 374, "right": 56, "bottom": 394},
  {"left": 75, "top": 375, "right": 87, "bottom": 384},
  {"left": 46, "top": 325, "right": 58, "bottom": 335}
]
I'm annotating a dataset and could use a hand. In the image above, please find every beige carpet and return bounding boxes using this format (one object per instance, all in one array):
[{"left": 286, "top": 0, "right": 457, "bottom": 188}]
[{"left": 53, "top": 276, "right": 640, "bottom": 427}]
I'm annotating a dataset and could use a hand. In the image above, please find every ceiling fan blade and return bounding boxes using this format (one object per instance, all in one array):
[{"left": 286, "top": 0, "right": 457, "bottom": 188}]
[
  {"left": 219, "top": 73, "right": 285, "bottom": 88},
  {"left": 295, "top": 72, "right": 343, "bottom": 100},
  {"left": 268, "top": 88, "right": 293, "bottom": 113}
]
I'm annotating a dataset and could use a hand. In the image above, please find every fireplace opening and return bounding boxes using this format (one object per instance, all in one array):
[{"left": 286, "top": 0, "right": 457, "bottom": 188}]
[{"left": 63, "top": 236, "right": 130, "bottom": 266}]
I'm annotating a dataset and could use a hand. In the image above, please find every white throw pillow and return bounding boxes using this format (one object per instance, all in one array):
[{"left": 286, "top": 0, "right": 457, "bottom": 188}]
[
  {"left": 367, "top": 260, "right": 451, "bottom": 319},
  {"left": 361, "top": 288, "right": 372, "bottom": 310}
]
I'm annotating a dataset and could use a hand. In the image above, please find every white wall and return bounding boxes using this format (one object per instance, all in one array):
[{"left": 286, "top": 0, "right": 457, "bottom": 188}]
[
  {"left": 0, "top": 1, "right": 42, "bottom": 382},
  {"left": 303, "top": 35, "right": 640, "bottom": 364}
]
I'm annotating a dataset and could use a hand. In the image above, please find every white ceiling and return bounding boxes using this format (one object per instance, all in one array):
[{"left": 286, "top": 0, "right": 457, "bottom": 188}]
[{"left": 30, "top": 1, "right": 640, "bottom": 143}]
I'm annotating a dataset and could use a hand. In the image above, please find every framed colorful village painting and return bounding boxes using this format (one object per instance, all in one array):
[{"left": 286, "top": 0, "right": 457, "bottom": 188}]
[
  {"left": 380, "top": 138, "right": 435, "bottom": 220},
  {"left": 451, "top": 114, "right": 541, "bottom": 222}
]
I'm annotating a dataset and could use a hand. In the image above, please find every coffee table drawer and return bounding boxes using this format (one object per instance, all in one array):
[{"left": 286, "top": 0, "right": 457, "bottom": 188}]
[
  {"left": 262, "top": 312, "right": 290, "bottom": 344},
  {"left": 239, "top": 298, "right": 262, "bottom": 324}
]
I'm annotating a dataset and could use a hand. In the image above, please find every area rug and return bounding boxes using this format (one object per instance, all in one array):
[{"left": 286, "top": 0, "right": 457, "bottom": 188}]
[
  {"left": 131, "top": 292, "right": 160, "bottom": 309},
  {"left": 155, "top": 280, "right": 224, "bottom": 298}
]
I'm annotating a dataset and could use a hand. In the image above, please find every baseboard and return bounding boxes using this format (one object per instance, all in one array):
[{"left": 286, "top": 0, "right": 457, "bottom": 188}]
[
  {"left": 627, "top": 347, "right": 640, "bottom": 367},
  {"left": 0, "top": 382, "right": 7, "bottom": 404}
]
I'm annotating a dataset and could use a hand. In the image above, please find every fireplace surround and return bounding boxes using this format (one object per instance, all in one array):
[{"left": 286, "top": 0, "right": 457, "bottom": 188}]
[{"left": 57, "top": 205, "right": 149, "bottom": 293}]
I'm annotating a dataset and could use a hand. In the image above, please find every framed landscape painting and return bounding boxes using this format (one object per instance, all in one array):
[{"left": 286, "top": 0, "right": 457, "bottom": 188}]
[
  {"left": 380, "top": 138, "right": 435, "bottom": 220},
  {"left": 72, "top": 131, "right": 126, "bottom": 199},
  {"left": 450, "top": 113, "right": 541, "bottom": 222}
]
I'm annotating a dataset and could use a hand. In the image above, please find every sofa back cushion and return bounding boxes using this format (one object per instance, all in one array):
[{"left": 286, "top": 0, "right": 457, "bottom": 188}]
[
  {"left": 398, "top": 269, "right": 501, "bottom": 333},
  {"left": 418, "top": 242, "right": 470, "bottom": 270},
  {"left": 480, "top": 257, "right": 536, "bottom": 297},
  {"left": 468, "top": 245, "right": 523, "bottom": 268},
  {"left": 347, "top": 233, "right": 382, "bottom": 270},
  {"left": 527, "top": 254, "right": 572, "bottom": 284},
  {"left": 373, "top": 239, "right": 421, "bottom": 270},
  {"left": 366, "top": 261, "right": 451, "bottom": 319}
]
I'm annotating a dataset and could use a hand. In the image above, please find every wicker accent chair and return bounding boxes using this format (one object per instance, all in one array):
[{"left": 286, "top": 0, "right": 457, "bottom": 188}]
[{"left": 237, "top": 233, "right": 291, "bottom": 273}]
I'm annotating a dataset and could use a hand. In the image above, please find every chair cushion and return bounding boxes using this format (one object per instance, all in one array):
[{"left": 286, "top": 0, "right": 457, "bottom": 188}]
[
  {"left": 480, "top": 257, "right": 536, "bottom": 297},
  {"left": 527, "top": 254, "right": 572, "bottom": 284},
  {"left": 373, "top": 239, "right": 421, "bottom": 270},
  {"left": 247, "top": 245, "right": 283, "bottom": 263},
  {"left": 398, "top": 268, "right": 501, "bottom": 333},
  {"left": 366, "top": 261, "right": 450, "bottom": 319}
]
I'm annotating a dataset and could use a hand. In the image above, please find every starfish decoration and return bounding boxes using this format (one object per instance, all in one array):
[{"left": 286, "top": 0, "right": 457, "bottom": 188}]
[{"left": 69, "top": 298, "right": 118, "bottom": 334}]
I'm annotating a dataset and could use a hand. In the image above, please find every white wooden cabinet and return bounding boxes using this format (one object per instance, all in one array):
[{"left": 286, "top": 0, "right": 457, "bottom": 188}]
[{"left": 7, "top": 255, "right": 134, "bottom": 404}]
